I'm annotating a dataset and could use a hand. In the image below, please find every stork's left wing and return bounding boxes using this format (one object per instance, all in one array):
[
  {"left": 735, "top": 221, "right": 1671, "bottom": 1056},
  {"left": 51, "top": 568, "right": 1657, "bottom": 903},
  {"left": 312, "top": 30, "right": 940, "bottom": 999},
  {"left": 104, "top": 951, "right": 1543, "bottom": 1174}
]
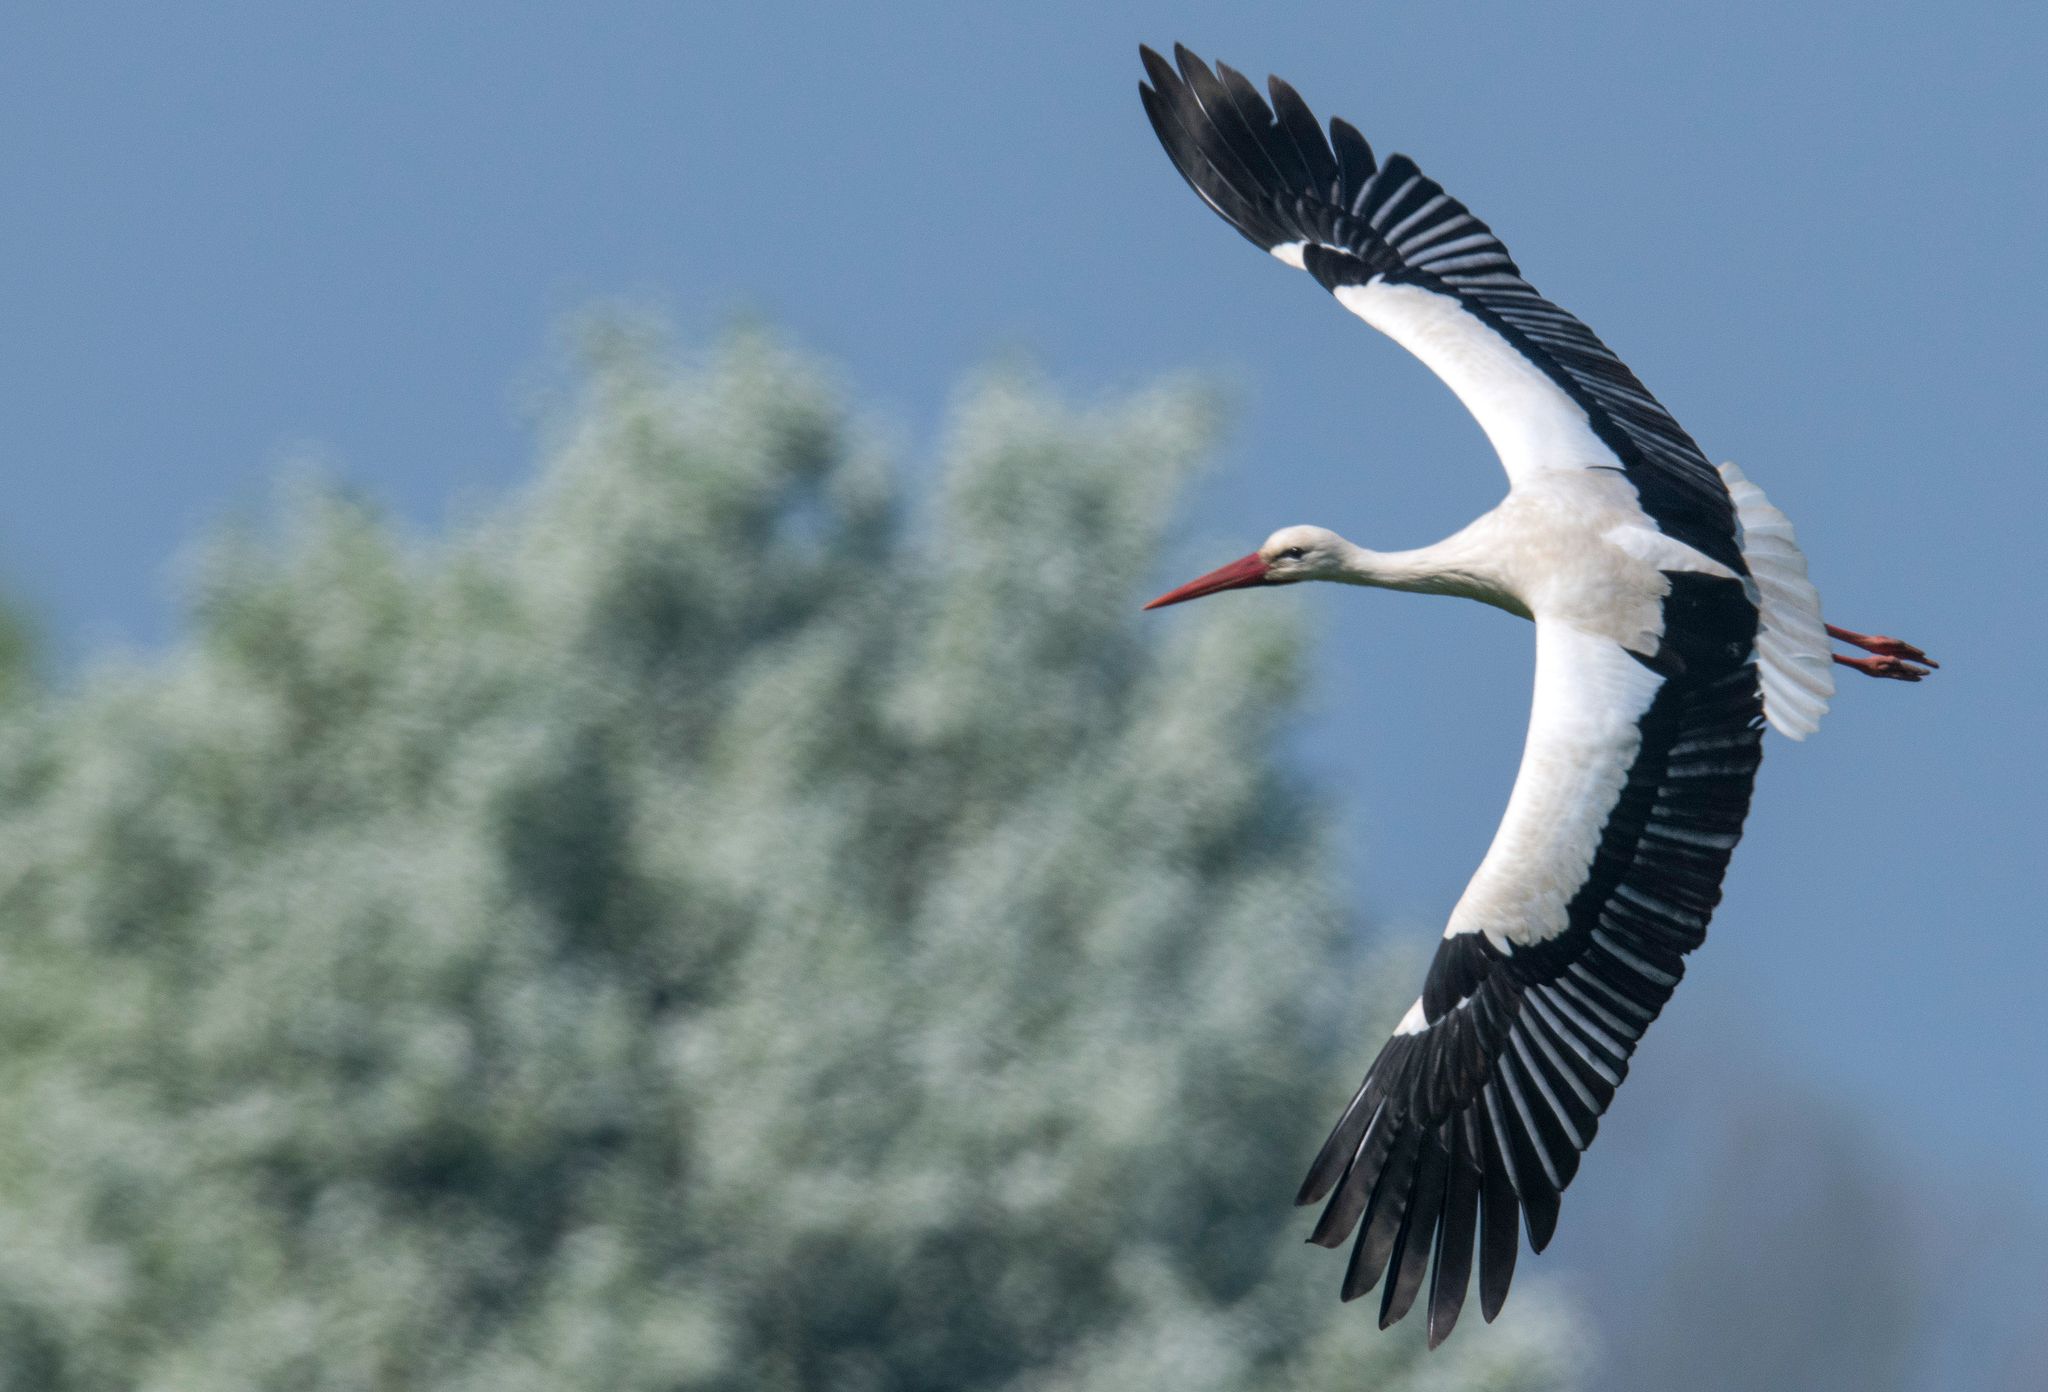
[
  {"left": 1300, "top": 574, "right": 1765, "bottom": 1345},
  {"left": 1139, "top": 45, "right": 1743, "bottom": 575}
]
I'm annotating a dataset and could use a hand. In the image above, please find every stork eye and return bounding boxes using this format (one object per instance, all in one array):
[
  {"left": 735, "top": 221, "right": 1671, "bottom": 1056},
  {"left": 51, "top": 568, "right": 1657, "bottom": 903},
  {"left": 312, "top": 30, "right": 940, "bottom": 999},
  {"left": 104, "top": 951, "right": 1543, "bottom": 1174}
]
[{"left": 1278, "top": 546, "right": 1307, "bottom": 561}]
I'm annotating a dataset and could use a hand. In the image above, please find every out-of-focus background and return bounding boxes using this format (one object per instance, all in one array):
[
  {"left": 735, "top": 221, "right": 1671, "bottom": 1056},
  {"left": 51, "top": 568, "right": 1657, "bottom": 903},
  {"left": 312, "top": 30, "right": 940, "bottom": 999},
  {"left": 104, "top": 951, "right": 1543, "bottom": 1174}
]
[{"left": 0, "top": 4, "right": 2040, "bottom": 1389}]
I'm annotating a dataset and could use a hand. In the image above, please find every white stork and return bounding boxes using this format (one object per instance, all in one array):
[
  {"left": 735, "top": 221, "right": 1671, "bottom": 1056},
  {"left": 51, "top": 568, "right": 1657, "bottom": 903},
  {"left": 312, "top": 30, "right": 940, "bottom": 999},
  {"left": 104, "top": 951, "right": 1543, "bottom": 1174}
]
[{"left": 1137, "top": 45, "right": 1934, "bottom": 1347}]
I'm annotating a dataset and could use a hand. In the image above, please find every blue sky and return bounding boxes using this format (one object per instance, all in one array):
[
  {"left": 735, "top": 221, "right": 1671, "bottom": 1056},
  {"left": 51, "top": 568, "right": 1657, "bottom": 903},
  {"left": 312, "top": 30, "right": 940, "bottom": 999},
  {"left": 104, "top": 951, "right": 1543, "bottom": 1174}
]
[{"left": 3, "top": 1, "right": 2041, "bottom": 1381}]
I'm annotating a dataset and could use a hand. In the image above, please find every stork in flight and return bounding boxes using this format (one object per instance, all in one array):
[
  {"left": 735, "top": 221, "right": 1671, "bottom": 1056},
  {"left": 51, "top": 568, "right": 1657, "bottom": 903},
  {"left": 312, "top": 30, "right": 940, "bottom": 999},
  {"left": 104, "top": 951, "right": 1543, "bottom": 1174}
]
[{"left": 1136, "top": 44, "right": 1934, "bottom": 1347}]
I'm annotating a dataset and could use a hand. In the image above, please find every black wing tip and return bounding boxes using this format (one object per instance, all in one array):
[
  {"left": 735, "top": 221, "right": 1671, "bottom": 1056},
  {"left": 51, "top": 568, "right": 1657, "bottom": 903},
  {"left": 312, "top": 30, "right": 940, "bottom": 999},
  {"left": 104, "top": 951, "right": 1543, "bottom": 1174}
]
[
  {"left": 1134, "top": 41, "right": 1208, "bottom": 85},
  {"left": 1304, "top": 1103, "right": 1552, "bottom": 1341},
  {"left": 1135, "top": 42, "right": 1336, "bottom": 258},
  {"left": 1378, "top": 1137, "right": 1448, "bottom": 1328},
  {"left": 1296, "top": 1144, "right": 1346, "bottom": 1208},
  {"left": 1265, "top": 71, "right": 1305, "bottom": 104},
  {"left": 1327, "top": 113, "right": 1366, "bottom": 145}
]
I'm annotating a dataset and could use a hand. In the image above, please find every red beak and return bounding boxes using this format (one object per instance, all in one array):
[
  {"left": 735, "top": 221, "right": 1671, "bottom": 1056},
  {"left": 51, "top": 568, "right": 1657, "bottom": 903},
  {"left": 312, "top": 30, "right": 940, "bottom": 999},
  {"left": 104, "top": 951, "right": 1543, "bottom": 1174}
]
[{"left": 1143, "top": 552, "right": 1273, "bottom": 610}]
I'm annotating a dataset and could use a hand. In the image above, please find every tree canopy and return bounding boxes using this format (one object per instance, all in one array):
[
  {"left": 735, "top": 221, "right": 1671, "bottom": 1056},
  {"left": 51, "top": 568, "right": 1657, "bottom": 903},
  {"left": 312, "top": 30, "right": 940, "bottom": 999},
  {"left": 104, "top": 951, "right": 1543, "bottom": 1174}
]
[{"left": 0, "top": 328, "right": 1581, "bottom": 1390}]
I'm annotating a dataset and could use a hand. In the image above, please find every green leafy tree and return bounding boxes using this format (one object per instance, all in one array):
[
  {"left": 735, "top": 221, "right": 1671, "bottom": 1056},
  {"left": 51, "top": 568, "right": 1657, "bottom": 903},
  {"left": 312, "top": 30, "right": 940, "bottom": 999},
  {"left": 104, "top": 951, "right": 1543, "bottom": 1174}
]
[{"left": 0, "top": 327, "right": 1583, "bottom": 1391}]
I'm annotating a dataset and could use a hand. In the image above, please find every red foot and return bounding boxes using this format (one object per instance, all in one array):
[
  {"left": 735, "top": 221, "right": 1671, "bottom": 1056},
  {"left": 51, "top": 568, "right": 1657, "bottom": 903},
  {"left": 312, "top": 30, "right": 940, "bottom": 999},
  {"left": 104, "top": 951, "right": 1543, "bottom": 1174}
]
[{"left": 1826, "top": 623, "right": 1936, "bottom": 681}]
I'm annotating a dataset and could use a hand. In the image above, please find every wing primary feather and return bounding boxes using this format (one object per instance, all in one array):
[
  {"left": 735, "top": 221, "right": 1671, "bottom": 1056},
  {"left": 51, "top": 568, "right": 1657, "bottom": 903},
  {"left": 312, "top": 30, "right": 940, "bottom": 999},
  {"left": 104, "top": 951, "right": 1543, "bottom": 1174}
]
[
  {"left": 1299, "top": 1072, "right": 1384, "bottom": 1207},
  {"left": 1265, "top": 74, "right": 1340, "bottom": 193},
  {"left": 1342, "top": 1124, "right": 1423, "bottom": 1301},
  {"left": 1213, "top": 60, "right": 1314, "bottom": 192},
  {"left": 1137, "top": 83, "right": 1284, "bottom": 249},
  {"left": 1327, "top": 116, "right": 1377, "bottom": 198},
  {"left": 1138, "top": 49, "right": 1294, "bottom": 250},
  {"left": 1428, "top": 1119, "right": 1481, "bottom": 1348},
  {"left": 1381, "top": 1128, "right": 1450, "bottom": 1328},
  {"left": 1307, "top": 1100, "right": 1393, "bottom": 1248},
  {"left": 1174, "top": 48, "right": 1290, "bottom": 210},
  {"left": 1474, "top": 1106, "right": 1520, "bottom": 1322}
]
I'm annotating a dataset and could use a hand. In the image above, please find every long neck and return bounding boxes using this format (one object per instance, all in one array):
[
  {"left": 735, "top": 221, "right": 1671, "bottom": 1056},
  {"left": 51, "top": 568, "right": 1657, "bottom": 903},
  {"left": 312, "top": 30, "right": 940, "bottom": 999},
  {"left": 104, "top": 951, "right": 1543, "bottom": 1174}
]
[{"left": 1334, "top": 534, "right": 1526, "bottom": 615}]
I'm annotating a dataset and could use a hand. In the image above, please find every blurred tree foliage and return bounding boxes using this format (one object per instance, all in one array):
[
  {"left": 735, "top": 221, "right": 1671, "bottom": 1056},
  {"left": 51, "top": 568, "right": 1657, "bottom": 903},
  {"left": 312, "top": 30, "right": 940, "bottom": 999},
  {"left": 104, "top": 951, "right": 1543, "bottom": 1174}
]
[{"left": 0, "top": 328, "right": 1581, "bottom": 1391}]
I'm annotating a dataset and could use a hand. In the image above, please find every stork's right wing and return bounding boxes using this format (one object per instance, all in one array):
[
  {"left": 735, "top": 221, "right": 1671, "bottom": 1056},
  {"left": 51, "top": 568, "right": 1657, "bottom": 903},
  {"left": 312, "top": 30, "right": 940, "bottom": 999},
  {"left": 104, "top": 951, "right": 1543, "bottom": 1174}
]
[
  {"left": 1139, "top": 45, "right": 1744, "bottom": 575},
  {"left": 1297, "top": 575, "right": 1765, "bottom": 1345}
]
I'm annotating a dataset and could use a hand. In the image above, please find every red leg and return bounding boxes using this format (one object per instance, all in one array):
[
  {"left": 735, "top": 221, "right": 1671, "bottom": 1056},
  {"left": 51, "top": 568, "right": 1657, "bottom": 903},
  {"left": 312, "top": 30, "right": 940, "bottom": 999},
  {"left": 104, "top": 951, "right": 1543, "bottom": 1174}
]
[
  {"left": 1826, "top": 623, "right": 1938, "bottom": 669},
  {"left": 1832, "top": 652, "right": 1929, "bottom": 682}
]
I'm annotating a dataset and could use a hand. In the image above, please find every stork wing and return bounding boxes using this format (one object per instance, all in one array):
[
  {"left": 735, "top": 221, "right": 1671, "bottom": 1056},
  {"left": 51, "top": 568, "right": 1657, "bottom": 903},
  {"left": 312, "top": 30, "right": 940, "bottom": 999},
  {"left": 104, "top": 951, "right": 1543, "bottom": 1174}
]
[
  {"left": 1299, "top": 574, "right": 1764, "bottom": 1345},
  {"left": 1139, "top": 45, "right": 1743, "bottom": 574}
]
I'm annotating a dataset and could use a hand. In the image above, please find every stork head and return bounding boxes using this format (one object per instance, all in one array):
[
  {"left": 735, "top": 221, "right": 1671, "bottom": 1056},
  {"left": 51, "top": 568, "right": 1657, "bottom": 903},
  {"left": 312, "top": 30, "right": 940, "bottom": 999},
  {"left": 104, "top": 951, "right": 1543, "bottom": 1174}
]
[{"left": 1143, "top": 525, "right": 1349, "bottom": 610}]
